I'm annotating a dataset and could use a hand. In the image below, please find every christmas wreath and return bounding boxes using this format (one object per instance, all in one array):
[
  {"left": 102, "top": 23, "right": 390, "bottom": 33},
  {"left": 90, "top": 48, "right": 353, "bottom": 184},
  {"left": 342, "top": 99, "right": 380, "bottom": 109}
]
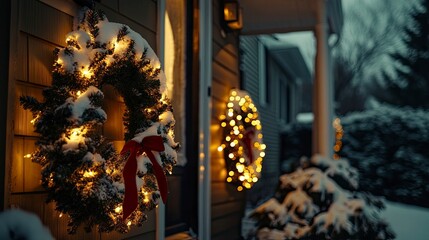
[
  {"left": 218, "top": 89, "right": 265, "bottom": 191},
  {"left": 20, "top": 9, "right": 179, "bottom": 233}
]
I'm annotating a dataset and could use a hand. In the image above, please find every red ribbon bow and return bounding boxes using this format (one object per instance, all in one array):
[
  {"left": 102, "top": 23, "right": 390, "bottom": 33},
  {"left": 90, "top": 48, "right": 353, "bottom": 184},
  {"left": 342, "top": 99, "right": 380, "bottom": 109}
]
[
  {"left": 120, "top": 135, "right": 167, "bottom": 221},
  {"left": 242, "top": 128, "right": 255, "bottom": 164}
]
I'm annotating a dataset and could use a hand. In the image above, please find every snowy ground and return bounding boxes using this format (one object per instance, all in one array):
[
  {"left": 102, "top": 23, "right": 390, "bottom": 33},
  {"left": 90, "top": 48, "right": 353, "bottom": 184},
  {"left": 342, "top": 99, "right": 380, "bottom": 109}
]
[{"left": 383, "top": 201, "right": 429, "bottom": 240}]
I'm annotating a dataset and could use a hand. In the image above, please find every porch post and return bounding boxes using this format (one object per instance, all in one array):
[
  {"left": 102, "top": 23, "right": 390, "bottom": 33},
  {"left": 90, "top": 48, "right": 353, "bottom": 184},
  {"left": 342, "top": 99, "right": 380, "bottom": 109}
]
[{"left": 312, "top": 0, "right": 333, "bottom": 158}]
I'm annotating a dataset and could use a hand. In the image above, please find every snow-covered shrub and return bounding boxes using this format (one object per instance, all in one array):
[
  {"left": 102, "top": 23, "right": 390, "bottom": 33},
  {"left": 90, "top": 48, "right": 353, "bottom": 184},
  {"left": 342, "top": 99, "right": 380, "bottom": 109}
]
[
  {"left": 340, "top": 105, "right": 429, "bottom": 207},
  {"left": 248, "top": 155, "right": 395, "bottom": 240}
]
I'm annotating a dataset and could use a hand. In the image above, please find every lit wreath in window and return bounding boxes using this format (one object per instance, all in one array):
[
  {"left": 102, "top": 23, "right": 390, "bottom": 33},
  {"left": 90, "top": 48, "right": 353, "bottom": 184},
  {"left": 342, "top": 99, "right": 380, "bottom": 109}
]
[
  {"left": 19, "top": 9, "right": 179, "bottom": 233},
  {"left": 218, "top": 89, "right": 265, "bottom": 191}
]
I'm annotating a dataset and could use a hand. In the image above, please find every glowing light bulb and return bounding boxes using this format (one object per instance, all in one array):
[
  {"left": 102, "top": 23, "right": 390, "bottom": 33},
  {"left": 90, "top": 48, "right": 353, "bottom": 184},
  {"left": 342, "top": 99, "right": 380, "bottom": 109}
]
[
  {"left": 237, "top": 186, "right": 243, "bottom": 191},
  {"left": 127, "top": 221, "right": 132, "bottom": 227},
  {"left": 24, "top": 154, "right": 32, "bottom": 158},
  {"left": 115, "top": 206, "right": 122, "bottom": 213},
  {"left": 59, "top": 213, "right": 63, "bottom": 218},
  {"left": 76, "top": 91, "right": 81, "bottom": 96},
  {"left": 83, "top": 170, "right": 97, "bottom": 178},
  {"left": 217, "top": 146, "right": 223, "bottom": 152}
]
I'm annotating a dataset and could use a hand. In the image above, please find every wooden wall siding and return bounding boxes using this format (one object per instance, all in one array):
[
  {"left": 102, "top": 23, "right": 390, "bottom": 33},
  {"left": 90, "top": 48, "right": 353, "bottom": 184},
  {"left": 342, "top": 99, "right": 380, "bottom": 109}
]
[
  {"left": 211, "top": 1, "right": 245, "bottom": 240},
  {"left": 239, "top": 36, "right": 282, "bottom": 206},
  {"left": 8, "top": 0, "right": 158, "bottom": 239}
]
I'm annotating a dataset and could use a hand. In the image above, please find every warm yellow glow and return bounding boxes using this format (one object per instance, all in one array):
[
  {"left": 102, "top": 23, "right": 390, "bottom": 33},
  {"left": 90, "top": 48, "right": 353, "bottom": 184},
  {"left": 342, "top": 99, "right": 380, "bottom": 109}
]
[
  {"left": 67, "top": 127, "right": 87, "bottom": 145},
  {"left": 259, "top": 152, "right": 265, "bottom": 157},
  {"left": 83, "top": 170, "right": 97, "bottom": 178},
  {"left": 221, "top": 122, "right": 227, "bottom": 127},
  {"left": 30, "top": 114, "right": 40, "bottom": 125},
  {"left": 115, "top": 206, "right": 122, "bottom": 213},
  {"left": 227, "top": 102, "right": 234, "bottom": 108},
  {"left": 237, "top": 186, "right": 243, "bottom": 191},
  {"left": 239, "top": 158, "right": 245, "bottom": 163},
  {"left": 239, "top": 176, "right": 245, "bottom": 181},
  {"left": 24, "top": 154, "right": 32, "bottom": 159},
  {"left": 228, "top": 153, "right": 234, "bottom": 159},
  {"left": 226, "top": 177, "right": 232, "bottom": 182},
  {"left": 228, "top": 112, "right": 233, "bottom": 117},
  {"left": 217, "top": 146, "right": 223, "bottom": 152},
  {"left": 143, "top": 191, "right": 150, "bottom": 203},
  {"left": 229, "top": 171, "right": 234, "bottom": 176},
  {"left": 127, "top": 221, "right": 132, "bottom": 227},
  {"left": 59, "top": 213, "right": 63, "bottom": 218},
  {"left": 76, "top": 90, "right": 82, "bottom": 96},
  {"left": 81, "top": 68, "right": 92, "bottom": 79}
]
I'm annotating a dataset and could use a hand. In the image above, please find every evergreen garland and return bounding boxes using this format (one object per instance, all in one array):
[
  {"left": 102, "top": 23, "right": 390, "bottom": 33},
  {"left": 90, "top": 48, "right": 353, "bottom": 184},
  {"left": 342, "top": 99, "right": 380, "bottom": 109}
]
[{"left": 20, "top": 9, "right": 179, "bottom": 233}]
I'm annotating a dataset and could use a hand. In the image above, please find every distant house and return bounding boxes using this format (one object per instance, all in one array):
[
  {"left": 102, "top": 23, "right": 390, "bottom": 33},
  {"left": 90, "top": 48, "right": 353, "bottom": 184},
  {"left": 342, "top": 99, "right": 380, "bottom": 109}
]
[{"left": 0, "top": 0, "right": 342, "bottom": 239}]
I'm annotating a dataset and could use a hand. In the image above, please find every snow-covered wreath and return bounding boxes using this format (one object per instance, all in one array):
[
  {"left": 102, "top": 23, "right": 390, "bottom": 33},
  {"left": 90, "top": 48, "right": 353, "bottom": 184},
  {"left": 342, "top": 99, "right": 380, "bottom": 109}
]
[
  {"left": 218, "top": 89, "right": 265, "bottom": 191},
  {"left": 20, "top": 9, "right": 179, "bottom": 233}
]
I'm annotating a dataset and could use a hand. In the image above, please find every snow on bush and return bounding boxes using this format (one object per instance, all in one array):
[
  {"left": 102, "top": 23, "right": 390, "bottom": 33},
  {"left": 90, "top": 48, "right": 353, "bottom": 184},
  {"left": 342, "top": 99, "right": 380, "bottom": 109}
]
[
  {"left": 340, "top": 105, "right": 429, "bottom": 207},
  {"left": 0, "top": 209, "right": 54, "bottom": 240},
  {"left": 281, "top": 105, "right": 429, "bottom": 208},
  {"left": 248, "top": 155, "right": 395, "bottom": 240}
]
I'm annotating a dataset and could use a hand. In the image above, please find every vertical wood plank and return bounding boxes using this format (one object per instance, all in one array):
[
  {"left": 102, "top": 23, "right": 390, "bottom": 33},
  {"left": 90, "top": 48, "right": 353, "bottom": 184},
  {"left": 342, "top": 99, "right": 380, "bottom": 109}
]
[
  {"left": 11, "top": 137, "right": 24, "bottom": 192},
  {"left": 16, "top": 32, "right": 28, "bottom": 82},
  {"left": 118, "top": 0, "right": 157, "bottom": 32},
  {"left": 23, "top": 138, "right": 43, "bottom": 192},
  {"left": 103, "top": 100, "right": 125, "bottom": 141},
  {"left": 20, "top": 0, "right": 73, "bottom": 46},
  {"left": 28, "top": 36, "right": 55, "bottom": 86}
]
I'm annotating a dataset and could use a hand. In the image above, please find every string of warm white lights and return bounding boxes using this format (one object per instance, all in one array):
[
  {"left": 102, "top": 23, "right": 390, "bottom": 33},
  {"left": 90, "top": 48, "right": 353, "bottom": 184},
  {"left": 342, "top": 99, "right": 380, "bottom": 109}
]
[
  {"left": 218, "top": 89, "right": 265, "bottom": 191},
  {"left": 333, "top": 117, "right": 343, "bottom": 160}
]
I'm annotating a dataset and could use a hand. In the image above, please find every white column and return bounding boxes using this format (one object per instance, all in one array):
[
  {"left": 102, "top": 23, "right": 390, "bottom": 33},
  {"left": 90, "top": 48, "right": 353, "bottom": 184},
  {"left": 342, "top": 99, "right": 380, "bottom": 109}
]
[
  {"left": 199, "top": 0, "right": 212, "bottom": 239},
  {"left": 313, "top": 0, "right": 333, "bottom": 158}
]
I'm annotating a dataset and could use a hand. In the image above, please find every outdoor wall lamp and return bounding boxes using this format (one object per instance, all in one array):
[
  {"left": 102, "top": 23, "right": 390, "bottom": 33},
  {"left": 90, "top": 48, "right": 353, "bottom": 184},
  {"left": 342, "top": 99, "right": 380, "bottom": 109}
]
[{"left": 222, "top": 0, "right": 243, "bottom": 31}]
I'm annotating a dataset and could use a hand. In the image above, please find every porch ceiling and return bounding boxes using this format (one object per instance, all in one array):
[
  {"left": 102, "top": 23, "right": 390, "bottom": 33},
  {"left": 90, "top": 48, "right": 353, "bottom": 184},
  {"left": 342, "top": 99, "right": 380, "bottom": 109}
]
[{"left": 240, "top": 0, "right": 343, "bottom": 35}]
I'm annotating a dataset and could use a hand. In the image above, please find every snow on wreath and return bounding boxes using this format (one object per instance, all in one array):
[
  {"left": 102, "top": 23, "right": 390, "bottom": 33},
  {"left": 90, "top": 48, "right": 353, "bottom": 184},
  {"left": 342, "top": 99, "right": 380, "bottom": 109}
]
[{"left": 19, "top": 9, "right": 179, "bottom": 234}]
